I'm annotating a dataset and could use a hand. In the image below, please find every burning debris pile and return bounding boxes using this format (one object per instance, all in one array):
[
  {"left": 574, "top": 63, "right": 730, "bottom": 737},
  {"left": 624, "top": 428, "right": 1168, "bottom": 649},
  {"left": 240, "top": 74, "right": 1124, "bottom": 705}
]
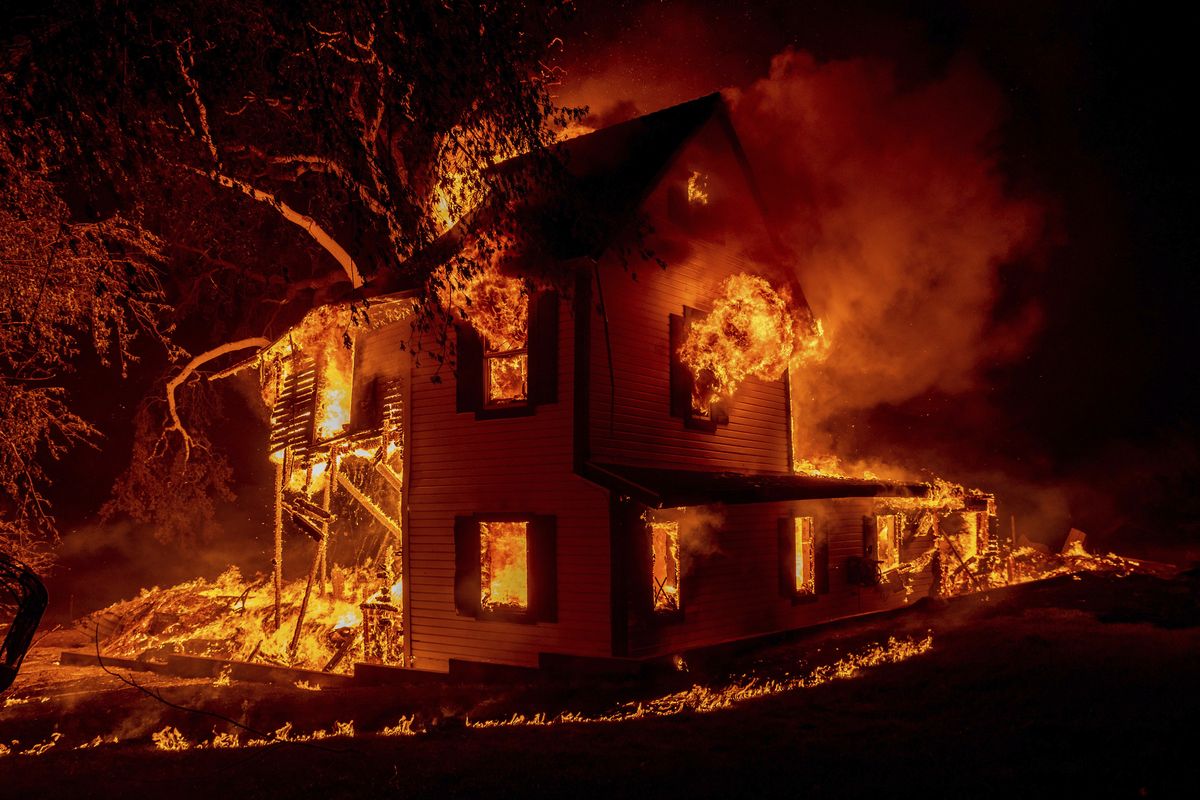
[{"left": 81, "top": 563, "right": 400, "bottom": 673}]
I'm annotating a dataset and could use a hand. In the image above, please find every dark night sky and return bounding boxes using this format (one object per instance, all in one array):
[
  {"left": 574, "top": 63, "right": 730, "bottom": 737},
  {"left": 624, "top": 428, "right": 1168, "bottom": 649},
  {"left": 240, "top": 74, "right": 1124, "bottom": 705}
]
[{"left": 44, "top": 1, "right": 1198, "bottom": 615}]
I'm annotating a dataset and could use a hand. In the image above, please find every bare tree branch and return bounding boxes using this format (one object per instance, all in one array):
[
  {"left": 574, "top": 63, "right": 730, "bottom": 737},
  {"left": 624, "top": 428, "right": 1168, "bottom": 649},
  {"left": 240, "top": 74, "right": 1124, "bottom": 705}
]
[
  {"left": 186, "top": 167, "right": 364, "bottom": 288},
  {"left": 164, "top": 337, "right": 270, "bottom": 460}
]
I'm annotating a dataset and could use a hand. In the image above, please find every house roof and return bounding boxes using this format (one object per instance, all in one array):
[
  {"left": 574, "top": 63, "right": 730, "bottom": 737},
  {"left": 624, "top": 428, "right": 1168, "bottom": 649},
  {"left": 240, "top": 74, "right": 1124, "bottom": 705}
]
[
  {"left": 351, "top": 92, "right": 741, "bottom": 301},
  {"left": 583, "top": 462, "right": 932, "bottom": 509}
]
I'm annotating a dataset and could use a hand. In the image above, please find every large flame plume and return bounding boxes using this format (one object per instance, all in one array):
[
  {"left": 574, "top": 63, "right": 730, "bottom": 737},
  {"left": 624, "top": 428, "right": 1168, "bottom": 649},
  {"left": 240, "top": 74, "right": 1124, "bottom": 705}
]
[{"left": 678, "top": 274, "right": 822, "bottom": 412}]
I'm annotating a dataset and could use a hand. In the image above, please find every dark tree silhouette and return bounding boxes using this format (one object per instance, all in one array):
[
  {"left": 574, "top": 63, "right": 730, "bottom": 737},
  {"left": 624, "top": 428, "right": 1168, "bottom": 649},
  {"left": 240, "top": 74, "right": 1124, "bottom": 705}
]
[{"left": 1, "top": 0, "right": 580, "bottom": 558}]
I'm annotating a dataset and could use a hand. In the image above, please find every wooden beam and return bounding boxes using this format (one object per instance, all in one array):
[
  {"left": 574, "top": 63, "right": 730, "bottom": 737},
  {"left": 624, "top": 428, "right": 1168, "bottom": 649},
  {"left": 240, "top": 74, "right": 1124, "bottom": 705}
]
[
  {"left": 337, "top": 473, "right": 402, "bottom": 543},
  {"left": 373, "top": 461, "right": 404, "bottom": 494}
]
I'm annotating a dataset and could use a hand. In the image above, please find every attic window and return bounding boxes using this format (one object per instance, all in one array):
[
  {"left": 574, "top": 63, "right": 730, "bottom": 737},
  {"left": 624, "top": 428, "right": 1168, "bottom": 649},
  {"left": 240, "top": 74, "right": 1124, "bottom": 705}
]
[
  {"left": 687, "top": 171, "right": 709, "bottom": 205},
  {"left": 876, "top": 514, "right": 900, "bottom": 573},
  {"left": 650, "top": 520, "right": 681, "bottom": 613}
]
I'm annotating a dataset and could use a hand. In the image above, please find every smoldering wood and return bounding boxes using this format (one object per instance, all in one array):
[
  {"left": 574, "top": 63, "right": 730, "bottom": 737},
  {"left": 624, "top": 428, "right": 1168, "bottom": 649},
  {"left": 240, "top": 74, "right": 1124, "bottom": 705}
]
[
  {"left": 282, "top": 492, "right": 336, "bottom": 522},
  {"left": 337, "top": 472, "right": 403, "bottom": 543},
  {"left": 288, "top": 511, "right": 325, "bottom": 542},
  {"left": 373, "top": 461, "right": 404, "bottom": 493},
  {"left": 288, "top": 542, "right": 324, "bottom": 662},
  {"left": 321, "top": 630, "right": 358, "bottom": 673}
]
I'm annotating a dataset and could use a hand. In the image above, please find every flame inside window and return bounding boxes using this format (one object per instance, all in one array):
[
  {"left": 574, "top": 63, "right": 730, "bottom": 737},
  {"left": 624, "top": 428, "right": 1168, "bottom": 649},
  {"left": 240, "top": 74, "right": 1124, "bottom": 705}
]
[
  {"left": 687, "top": 170, "right": 709, "bottom": 205},
  {"left": 651, "top": 520, "right": 681, "bottom": 612},
  {"left": 485, "top": 351, "right": 528, "bottom": 406},
  {"left": 794, "top": 517, "right": 816, "bottom": 594},
  {"left": 876, "top": 514, "right": 900, "bottom": 572},
  {"left": 480, "top": 521, "right": 529, "bottom": 612},
  {"left": 958, "top": 512, "right": 983, "bottom": 561}
]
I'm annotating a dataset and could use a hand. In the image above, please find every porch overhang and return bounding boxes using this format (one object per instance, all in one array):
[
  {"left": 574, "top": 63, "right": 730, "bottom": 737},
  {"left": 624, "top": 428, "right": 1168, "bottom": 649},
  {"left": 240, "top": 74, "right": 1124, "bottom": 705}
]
[{"left": 583, "top": 461, "right": 932, "bottom": 509}]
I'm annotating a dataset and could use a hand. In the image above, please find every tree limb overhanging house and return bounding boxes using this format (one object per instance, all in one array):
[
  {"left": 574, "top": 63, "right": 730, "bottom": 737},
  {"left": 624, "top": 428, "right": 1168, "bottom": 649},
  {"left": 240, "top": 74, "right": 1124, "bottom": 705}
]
[{"left": 248, "top": 94, "right": 1005, "bottom": 677}]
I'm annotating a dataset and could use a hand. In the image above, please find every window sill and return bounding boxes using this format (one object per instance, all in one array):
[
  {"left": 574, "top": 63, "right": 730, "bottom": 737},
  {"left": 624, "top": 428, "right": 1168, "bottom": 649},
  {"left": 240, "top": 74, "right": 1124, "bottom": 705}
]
[
  {"left": 475, "top": 403, "right": 537, "bottom": 420},
  {"left": 476, "top": 608, "right": 541, "bottom": 625}
]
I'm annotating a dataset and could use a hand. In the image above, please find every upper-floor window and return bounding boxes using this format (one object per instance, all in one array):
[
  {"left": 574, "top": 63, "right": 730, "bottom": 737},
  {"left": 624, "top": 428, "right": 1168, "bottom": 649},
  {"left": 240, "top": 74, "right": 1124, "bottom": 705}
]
[
  {"left": 484, "top": 330, "right": 528, "bottom": 407},
  {"left": 456, "top": 291, "right": 558, "bottom": 419},
  {"left": 669, "top": 306, "right": 729, "bottom": 432}
]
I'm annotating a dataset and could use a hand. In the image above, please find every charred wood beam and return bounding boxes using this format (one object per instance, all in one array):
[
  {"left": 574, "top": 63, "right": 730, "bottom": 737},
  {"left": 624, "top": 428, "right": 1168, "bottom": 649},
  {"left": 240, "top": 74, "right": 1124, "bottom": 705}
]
[
  {"left": 373, "top": 461, "right": 404, "bottom": 493},
  {"left": 288, "top": 512, "right": 325, "bottom": 542},
  {"left": 337, "top": 473, "right": 402, "bottom": 543},
  {"left": 282, "top": 493, "right": 336, "bottom": 522},
  {"left": 322, "top": 631, "right": 357, "bottom": 673},
  {"left": 288, "top": 543, "right": 324, "bottom": 662}
]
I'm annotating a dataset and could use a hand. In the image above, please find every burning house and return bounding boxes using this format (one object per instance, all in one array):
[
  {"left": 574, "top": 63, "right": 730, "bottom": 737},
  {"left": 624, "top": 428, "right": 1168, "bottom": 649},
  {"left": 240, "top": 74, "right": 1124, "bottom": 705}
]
[{"left": 249, "top": 94, "right": 1005, "bottom": 677}]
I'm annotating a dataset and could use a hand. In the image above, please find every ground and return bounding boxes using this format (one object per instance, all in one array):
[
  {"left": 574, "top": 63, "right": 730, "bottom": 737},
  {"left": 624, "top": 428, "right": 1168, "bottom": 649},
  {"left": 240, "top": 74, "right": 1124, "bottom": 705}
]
[{"left": 1, "top": 567, "right": 1197, "bottom": 798}]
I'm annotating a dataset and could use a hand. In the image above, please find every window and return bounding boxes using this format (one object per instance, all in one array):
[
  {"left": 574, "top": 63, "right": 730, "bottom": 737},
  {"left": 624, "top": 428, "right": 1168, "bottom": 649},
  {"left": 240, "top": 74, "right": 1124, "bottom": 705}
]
[
  {"left": 779, "top": 516, "right": 826, "bottom": 600},
  {"left": 650, "top": 520, "right": 681, "bottom": 613},
  {"left": 792, "top": 517, "right": 815, "bottom": 595},
  {"left": 456, "top": 291, "right": 558, "bottom": 418},
  {"left": 483, "top": 335, "right": 528, "bottom": 407},
  {"left": 669, "top": 307, "right": 728, "bottom": 432},
  {"left": 876, "top": 514, "right": 900, "bottom": 573},
  {"left": 480, "top": 521, "right": 528, "bottom": 612},
  {"left": 454, "top": 514, "right": 556, "bottom": 623}
]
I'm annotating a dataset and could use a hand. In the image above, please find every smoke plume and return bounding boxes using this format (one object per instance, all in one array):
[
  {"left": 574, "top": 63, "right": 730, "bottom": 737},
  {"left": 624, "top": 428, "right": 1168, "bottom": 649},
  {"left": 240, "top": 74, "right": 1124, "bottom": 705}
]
[{"left": 726, "top": 50, "right": 1045, "bottom": 467}]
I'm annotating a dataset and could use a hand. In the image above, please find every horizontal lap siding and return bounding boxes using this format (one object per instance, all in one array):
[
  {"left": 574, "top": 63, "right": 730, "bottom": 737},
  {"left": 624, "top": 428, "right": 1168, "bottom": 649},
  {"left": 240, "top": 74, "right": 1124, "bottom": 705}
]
[
  {"left": 590, "top": 240, "right": 790, "bottom": 474},
  {"left": 408, "top": 299, "right": 611, "bottom": 673},
  {"left": 631, "top": 498, "right": 938, "bottom": 658}
]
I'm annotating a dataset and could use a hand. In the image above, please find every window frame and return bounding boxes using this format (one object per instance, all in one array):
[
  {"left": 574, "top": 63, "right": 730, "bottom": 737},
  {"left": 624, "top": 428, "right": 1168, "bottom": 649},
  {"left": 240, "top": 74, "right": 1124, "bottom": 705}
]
[
  {"left": 481, "top": 337, "right": 530, "bottom": 410},
  {"left": 455, "top": 290, "right": 558, "bottom": 420},
  {"left": 875, "top": 514, "right": 901, "bottom": 573},
  {"left": 669, "top": 306, "right": 729, "bottom": 432},
  {"left": 779, "top": 515, "right": 827, "bottom": 602},
  {"left": 649, "top": 519, "right": 682, "bottom": 617},
  {"left": 454, "top": 513, "right": 557, "bottom": 625}
]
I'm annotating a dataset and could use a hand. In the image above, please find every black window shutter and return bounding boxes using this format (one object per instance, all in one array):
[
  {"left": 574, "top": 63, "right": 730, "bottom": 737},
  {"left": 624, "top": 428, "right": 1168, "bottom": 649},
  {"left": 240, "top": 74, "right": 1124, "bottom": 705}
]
[
  {"left": 528, "top": 291, "right": 558, "bottom": 405},
  {"left": 455, "top": 322, "right": 484, "bottom": 413},
  {"left": 777, "top": 518, "right": 795, "bottom": 597},
  {"left": 815, "top": 523, "right": 830, "bottom": 594},
  {"left": 529, "top": 514, "right": 558, "bottom": 623},
  {"left": 454, "top": 516, "right": 481, "bottom": 617}
]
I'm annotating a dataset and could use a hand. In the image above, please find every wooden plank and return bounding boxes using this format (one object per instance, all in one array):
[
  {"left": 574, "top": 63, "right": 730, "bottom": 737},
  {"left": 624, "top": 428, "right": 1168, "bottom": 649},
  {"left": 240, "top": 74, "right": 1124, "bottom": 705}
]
[{"left": 337, "top": 472, "right": 402, "bottom": 543}]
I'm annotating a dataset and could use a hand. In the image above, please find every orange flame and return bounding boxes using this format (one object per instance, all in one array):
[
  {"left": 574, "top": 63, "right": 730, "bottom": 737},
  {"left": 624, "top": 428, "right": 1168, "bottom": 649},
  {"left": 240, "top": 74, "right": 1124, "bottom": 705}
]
[
  {"left": 480, "top": 521, "right": 529, "bottom": 612},
  {"left": 679, "top": 274, "right": 820, "bottom": 412}
]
